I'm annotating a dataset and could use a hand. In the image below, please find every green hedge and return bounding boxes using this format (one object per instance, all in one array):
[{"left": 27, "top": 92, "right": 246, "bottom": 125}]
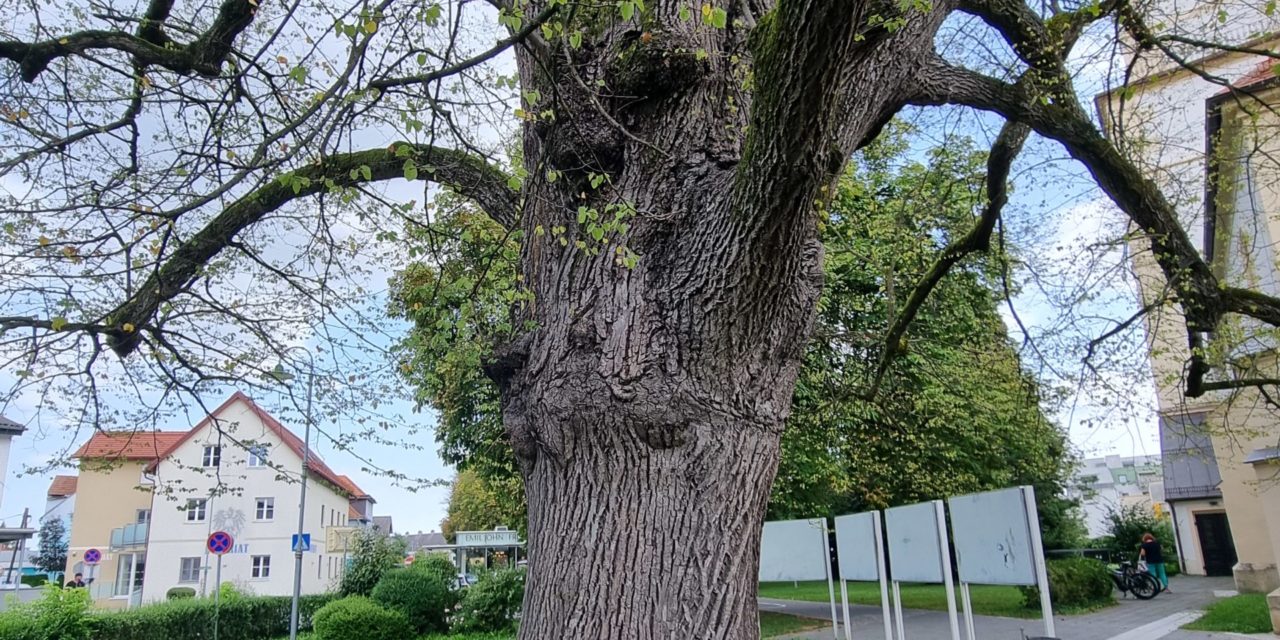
[
  {"left": 87, "top": 593, "right": 334, "bottom": 640},
  {"left": 1021, "top": 557, "right": 1113, "bottom": 610}
]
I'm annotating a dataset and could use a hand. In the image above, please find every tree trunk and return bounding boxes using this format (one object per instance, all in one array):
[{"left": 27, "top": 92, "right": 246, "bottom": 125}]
[
  {"left": 519, "top": 422, "right": 783, "bottom": 639},
  {"left": 485, "top": 4, "right": 949, "bottom": 637}
]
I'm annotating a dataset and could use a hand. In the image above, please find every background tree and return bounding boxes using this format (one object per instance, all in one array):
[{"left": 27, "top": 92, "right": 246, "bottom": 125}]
[
  {"left": 4, "top": 0, "right": 1279, "bottom": 636},
  {"left": 31, "top": 518, "right": 69, "bottom": 575},
  {"left": 339, "top": 529, "right": 407, "bottom": 597},
  {"left": 440, "top": 468, "right": 526, "bottom": 541}
]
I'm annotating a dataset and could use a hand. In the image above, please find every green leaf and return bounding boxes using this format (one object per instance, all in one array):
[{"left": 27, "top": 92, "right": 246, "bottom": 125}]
[
  {"left": 589, "top": 226, "right": 605, "bottom": 242},
  {"left": 50, "top": 317, "right": 67, "bottom": 331},
  {"left": 404, "top": 160, "right": 419, "bottom": 181},
  {"left": 710, "top": 7, "right": 727, "bottom": 28},
  {"left": 570, "top": 31, "right": 583, "bottom": 49},
  {"left": 360, "top": 165, "right": 372, "bottom": 181},
  {"left": 507, "top": 175, "right": 523, "bottom": 191},
  {"left": 679, "top": 5, "right": 692, "bottom": 20},
  {"left": 546, "top": 169, "right": 558, "bottom": 183},
  {"left": 620, "top": 1, "right": 635, "bottom": 20},
  {"left": 424, "top": 3, "right": 443, "bottom": 24},
  {"left": 289, "top": 66, "right": 308, "bottom": 84},
  {"left": 364, "top": 19, "right": 378, "bottom": 33}
]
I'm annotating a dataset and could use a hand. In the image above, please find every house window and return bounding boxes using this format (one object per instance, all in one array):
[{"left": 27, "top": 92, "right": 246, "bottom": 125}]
[
  {"left": 255, "top": 497, "right": 275, "bottom": 521},
  {"left": 320, "top": 505, "right": 325, "bottom": 528},
  {"left": 113, "top": 553, "right": 145, "bottom": 596},
  {"left": 179, "top": 557, "right": 201, "bottom": 583},
  {"left": 251, "top": 555, "right": 271, "bottom": 579},
  {"left": 186, "top": 499, "right": 207, "bottom": 522},
  {"left": 202, "top": 445, "right": 221, "bottom": 467},
  {"left": 247, "top": 445, "right": 268, "bottom": 468},
  {"left": 135, "top": 509, "right": 151, "bottom": 524}
]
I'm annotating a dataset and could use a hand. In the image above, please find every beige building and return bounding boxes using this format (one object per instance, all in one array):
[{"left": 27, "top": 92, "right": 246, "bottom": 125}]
[
  {"left": 64, "top": 431, "right": 185, "bottom": 607},
  {"left": 1100, "top": 0, "right": 1280, "bottom": 602}
]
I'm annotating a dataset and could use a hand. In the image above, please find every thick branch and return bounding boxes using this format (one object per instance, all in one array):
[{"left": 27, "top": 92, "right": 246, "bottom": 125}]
[
  {"left": 105, "top": 144, "right": 517, "bottom": 357},
  {"left": 0, "top": 0, "right": 256, "bottom": 82},
  {"left": 866, "top": 120, "right": 1030, "bottom": 398},
  {"left": 910, "top": 57, "right": 1226, "bottom": 331}
]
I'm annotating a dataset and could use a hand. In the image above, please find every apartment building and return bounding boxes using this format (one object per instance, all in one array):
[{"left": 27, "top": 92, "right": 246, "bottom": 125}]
[
  {"left": 1099, "top": 0, "right": 1280, "bottom": 594},
  {"left": 64, "top": 430, "right": 185, "bottom": 608},
  {"left": 61, "top": 392, "right": 374, "bottom": 606},
  {"left": 1071, "top": 455, "right": 1162, "bottom": 538}
]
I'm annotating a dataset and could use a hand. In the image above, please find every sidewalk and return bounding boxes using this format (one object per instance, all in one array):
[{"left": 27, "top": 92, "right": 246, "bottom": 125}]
[{"left": 764, "top": 575, "right": 1242, "bottom": 640}]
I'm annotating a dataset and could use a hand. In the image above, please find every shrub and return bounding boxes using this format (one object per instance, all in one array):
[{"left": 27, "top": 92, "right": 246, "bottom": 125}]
[
  {"left": 371, "top": 568, "right": 456, "bottom": 633},
  {"left": 1021, "top": 557, "right": 1113, "bottom": 610},
  {"left": 1103, "top": 504, "right": 1176, "bottom": 563},
  {"left": 451, "top": 568, "right": 525, "bottom": 634},
  {"left": 312, "top": 596, "right": 414, "bottom": 640},
  {"left": 339, "top": 529, "right": 406, "bottom": 597},
  {"left": 414, "top": 554, "right": 460, "bottom": 585},
  {"left": 164, "top": 587, "right": 195, "bottom": 601},
  {"left": 20, "top": 575, "right": 48, "bottom": 588},
  {"left": 87, "top": 593, "right": 334, "bottom": 640}
]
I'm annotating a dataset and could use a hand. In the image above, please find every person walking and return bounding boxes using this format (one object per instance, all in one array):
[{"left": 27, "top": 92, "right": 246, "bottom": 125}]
[{"left": 1139, "top": 533, "right": 1169, "bottom": 592}]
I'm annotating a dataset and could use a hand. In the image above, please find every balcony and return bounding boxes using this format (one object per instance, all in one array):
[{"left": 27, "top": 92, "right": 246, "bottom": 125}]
[{"left": 110, "top": 522, "right": 148, "bottom": 549}]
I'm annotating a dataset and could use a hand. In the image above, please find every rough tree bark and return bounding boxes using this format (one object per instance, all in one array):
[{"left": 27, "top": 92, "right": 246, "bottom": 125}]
[{"left": 480, "top": 3, "right": 952, "bottom": 637}]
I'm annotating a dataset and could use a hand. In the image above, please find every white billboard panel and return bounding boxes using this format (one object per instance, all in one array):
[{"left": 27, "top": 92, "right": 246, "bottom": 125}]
[
  {"left": 884, "top": 501, "right": 946, "bottom": 583},
  {"left": 834, "top": 511, "right": 881, "bottom": 582},
  {"left": 948, "top": 487, "right": 1038, "bottom": 586},
  {"left": 759, "top": 518, "right": 829, "bottom": 582}
]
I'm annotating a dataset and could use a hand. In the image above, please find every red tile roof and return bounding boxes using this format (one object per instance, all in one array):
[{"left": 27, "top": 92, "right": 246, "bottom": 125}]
[
  {"left": 144, "top": 392, "right": 365, "bottom": 499},
  {"left": 1216, "top": 59, "right": 1278, "bottom": 95},
  {"left": 336, "top": 475, "right": 372, "bottom": 500},
  {"left": 72, "top": 431, "right": 187, "bottom": 460},
  {"left": 47, "top": 475, "right": 77, "bottom": 497}
]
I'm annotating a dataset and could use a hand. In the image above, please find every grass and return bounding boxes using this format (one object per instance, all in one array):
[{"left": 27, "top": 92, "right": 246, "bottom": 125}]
[
  {"left": 758, "top": 581, "right": 1036, "bottom": 619},
  {"left": 760, "top": 611, "right": 831, "bottom": 637},
  {"left": 1183, "top": 594, "right": 1271, "bottom": 634}
]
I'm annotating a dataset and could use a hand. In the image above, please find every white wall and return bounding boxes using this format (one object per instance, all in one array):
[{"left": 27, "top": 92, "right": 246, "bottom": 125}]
[
  {"left": 140, "top": 398, "right": 353, "bottom": 602},
  {"left": 0, "top": 436, "right": 13, "bottom": 516}
]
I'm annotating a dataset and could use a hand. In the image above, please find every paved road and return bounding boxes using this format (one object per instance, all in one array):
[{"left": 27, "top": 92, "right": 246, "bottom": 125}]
[{"left": 762, "top": 575, "right": 1245, "bottom": 640}]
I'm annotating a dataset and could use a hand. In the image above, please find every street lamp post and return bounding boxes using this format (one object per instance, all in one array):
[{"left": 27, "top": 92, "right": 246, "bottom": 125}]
[{"left": 271, "top": 349, "right": 314, "bottom": 640}]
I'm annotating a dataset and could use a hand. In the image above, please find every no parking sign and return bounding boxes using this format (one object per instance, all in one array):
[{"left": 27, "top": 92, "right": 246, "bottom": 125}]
[
  {"left": 83, "top": 548, "right": 101, "bottom": 565},
  {"left": 207, "top": 531, "right": 234, "bottom": 555}
]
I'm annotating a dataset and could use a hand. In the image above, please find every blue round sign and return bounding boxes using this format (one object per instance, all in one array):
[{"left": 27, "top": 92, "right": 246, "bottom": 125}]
[
  {"left": 83, "top": 548, "right": 101, "bottom": 565},
  {"left": 207, "top": 531, "right": 234, "bottom": 555}
]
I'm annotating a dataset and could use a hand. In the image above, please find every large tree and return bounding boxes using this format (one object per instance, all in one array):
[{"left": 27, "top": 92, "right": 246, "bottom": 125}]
[
  {"left": 3, "top": 0, "right": 1278, "bottom": 637},
  {"left": 396, "top": 125, "right": 1084, "bottom": 545}
]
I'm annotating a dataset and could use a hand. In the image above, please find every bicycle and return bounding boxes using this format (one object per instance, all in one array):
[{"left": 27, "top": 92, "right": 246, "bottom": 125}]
[{"left": 1109, "top": 560, "right": 1160, "bottom": 600}]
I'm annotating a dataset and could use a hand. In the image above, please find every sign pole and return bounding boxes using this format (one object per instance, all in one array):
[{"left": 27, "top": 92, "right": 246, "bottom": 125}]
[
  {"left": 822, "top": 521, "right": 838, "bottom": 640},
  {"left": 959, "top": 582, "right": 975, "bottom": 640},
  {"left": 934, "top": 501, "right": 961, "bottom": 640},
  {"left": 1022, "top": 486, "right": 1055, "bottom": 638},
  {"left": 214, "top": 557, "right": 222, "bottom": 640},
  {"left": 874, "top": 512, "right": 892, "bottom": 640},
  {"left": 840, "top": 579, "right": 851, "bottom": 640},
  {"left": 892, "top": 581, "right": 905, "bottom": 640}
]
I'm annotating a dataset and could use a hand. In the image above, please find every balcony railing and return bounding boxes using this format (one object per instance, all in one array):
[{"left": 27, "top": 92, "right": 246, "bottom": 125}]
[{"left": 110, "top": 522, "right": 148, "bottom": 548}]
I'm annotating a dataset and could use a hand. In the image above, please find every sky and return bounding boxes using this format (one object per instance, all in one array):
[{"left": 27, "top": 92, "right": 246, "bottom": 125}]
[{"left": 0, "top": 5, "right": 1170, "bottom": 537}]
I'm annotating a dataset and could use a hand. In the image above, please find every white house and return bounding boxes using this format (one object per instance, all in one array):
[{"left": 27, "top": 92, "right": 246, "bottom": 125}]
[
  {"left": 1069, "top": 455, "right": 1163, "bottom": 538},
  {"left": 43, "top": 475, "right": 77, "bottom": 530},
  {"left": 140, "top": 392, "right": 367, "bottom": 602}
]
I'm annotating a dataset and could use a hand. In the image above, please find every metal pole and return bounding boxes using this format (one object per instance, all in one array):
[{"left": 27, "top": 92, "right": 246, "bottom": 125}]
[
  {"left": 840, "top": 579, "right": 851, "bottom": 640},
  {"left": 214, "top": 557, "right": 222, "bottom": 640},
  {"left": 935, "top": 501, "right": 961, "bottom": 640},
  {"left": 6, "top": 508, "right": 28, "bottom": 589},
  {"left": 1022, "top": 486, "right": 1056, "bottom": 638},
  {"left": 959, "top": 582, "right": 975, "bottom": 640},
  {"left": 289, "top": 349, "right": 314, "bottom": 640},
  {"left": 823, "top": 522, "right": 838, "bottom": 640},
  {"left": 892, "top": 581, "right": 905, "bottom": 640},
  {"left": 874, "top": 512, "right": 893, "bottom": 640}
]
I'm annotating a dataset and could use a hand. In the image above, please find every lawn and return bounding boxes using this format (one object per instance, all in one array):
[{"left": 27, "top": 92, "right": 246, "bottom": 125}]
[
  {"left": 758, "top": 581, "right": 1035, "bottom": 619},
  {"left": 1183, "top": 594, "right": 1271, "bottom": 634},
  {"left": 759, "top": 611, "right": 831, "bottom": 637}
]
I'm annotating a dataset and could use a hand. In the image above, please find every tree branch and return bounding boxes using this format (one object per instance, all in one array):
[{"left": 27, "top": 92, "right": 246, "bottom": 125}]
[
  {"left": 369, "top": 3, "right": 559, "bottom": 90},
  {"left": 0, "top": 0, "right": 257, "bottom": 82},
  {"left": 866, "top": 120, "right": 1030, "bottom": 398},
  {"left": 105, "top": 143, "right": 517, "bottom": 357}
]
